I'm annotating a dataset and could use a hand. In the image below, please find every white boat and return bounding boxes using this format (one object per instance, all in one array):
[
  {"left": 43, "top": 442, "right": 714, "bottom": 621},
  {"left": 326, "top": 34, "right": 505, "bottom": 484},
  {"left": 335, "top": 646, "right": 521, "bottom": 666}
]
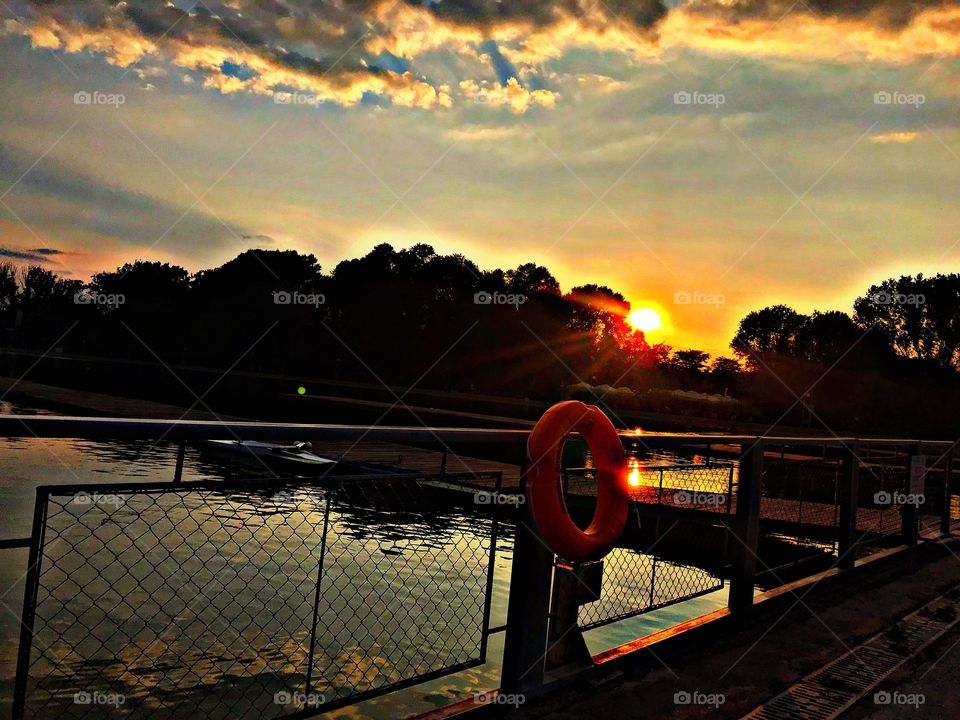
[{"left": 199, "top": 440, "right": 337, "bottom": 468}]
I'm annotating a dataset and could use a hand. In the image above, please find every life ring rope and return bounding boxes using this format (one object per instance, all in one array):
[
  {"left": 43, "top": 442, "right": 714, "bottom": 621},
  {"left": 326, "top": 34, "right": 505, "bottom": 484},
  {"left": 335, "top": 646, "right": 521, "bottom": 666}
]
[{"left": 526, "top": 401, "right": 629, "bottom": 561}]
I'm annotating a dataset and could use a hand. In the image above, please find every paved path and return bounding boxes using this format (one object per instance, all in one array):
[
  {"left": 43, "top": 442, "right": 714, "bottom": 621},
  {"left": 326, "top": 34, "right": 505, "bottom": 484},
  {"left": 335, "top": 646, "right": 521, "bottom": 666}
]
[{"left": 497, "top": 542, "right": 960, "bottom": 720}]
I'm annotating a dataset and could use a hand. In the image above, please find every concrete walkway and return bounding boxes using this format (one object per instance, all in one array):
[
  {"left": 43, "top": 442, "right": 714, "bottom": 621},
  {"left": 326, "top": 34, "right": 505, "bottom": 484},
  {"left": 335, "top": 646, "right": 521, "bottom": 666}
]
[{"left": 497, "top": 542, "right": 960, "bottom": 720}]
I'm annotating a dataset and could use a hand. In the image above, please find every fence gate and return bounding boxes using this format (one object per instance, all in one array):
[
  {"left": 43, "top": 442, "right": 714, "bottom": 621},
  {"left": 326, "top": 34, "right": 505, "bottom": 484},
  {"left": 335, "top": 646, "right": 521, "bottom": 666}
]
[{"left": 13, "top": 472, "right": 502, "bottom": 719}]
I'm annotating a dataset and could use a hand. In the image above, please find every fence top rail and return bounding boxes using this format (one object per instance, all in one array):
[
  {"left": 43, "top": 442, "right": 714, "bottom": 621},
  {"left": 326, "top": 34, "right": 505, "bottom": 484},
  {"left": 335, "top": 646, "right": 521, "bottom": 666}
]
[{"left": 0, "top": 415, "right": 954, "bottom": 448}]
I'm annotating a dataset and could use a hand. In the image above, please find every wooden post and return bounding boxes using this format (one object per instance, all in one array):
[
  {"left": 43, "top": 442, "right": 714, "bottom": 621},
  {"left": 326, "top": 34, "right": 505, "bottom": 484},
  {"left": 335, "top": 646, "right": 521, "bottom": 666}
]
[
  {"left": 729, "top": 441, "right": 763, "bottom": 612},
  {"left": 500, "top": 455, "right": 554, "bottom": 695},
  {"left": 838, "top": 441, "right": 860, "bottom": 569}
]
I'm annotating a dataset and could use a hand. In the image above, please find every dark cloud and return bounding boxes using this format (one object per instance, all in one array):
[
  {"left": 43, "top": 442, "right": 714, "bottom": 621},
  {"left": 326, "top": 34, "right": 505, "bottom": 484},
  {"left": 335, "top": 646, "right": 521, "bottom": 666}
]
[
  {"left": 0, "top": 247, "right": 52, "bottom": 262},
  {"left": 404, "top": 0, "right": 669, "bottom": 29},
  {"left": 687, "top": 0, "right": 955, "bottom": 28},
  {"left": 30, "top": 247, "right": 64, "bottom": 255}
]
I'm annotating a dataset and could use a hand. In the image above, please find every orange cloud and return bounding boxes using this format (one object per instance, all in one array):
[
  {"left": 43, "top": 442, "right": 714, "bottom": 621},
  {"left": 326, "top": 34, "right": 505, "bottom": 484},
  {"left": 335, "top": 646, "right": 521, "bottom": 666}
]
[
  {"left": 6, "top": 0, "right": 960, "bottom": 114},
  {"left": 7, "top": 15, "right": 451, "bottom": 109},
  {"left": 871, "top": 131, "right": 922, "bottom": 143},
  {"left": 660, "top": 5, "right": 960, "bottom": 64},
  {"left": 459, "top": 78, "right": 557, "bottom": 113}
]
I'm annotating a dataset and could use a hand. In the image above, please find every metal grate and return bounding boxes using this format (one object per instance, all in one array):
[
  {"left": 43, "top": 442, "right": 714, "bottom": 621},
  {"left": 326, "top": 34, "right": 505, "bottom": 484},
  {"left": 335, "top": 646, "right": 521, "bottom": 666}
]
[
  {"left": 741, "top": 586, "right": 960, "bottom": 720},
  {"left": 14, "top": 472, "right": 501, "bottom": 720},
  {"left": 746, "top": 683, "right": 853, "bottom": 720}
]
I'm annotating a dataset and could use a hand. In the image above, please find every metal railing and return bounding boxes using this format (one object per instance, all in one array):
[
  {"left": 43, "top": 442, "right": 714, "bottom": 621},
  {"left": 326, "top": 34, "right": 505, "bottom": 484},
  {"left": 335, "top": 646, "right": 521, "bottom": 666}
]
[{"left": 1, "top": 415, "right": 957, "bottom": 718}]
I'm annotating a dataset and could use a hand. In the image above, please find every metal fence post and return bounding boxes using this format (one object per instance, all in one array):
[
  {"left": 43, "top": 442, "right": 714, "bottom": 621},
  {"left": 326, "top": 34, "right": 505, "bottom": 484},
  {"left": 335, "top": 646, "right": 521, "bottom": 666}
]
[
  {"left": 12, "top": 489, "right": 49, "bottom": 720},
  {"left": 729, "top": 441, "right": 763, "bottom": 612},
  {"left": 172, "top": 440, "right": 186, "bottom": 484},
  {"left": 942, "top": 448, "right": 954, "bottom": 537},
  {"left": 500, "top": 454, "right": 554, "bottom": 696},
  {"left": 838, "top": 441, "right": 860, "bottom": 569},
  {"left": 902, "top": 444, "right": 920, "bottom": 546}
]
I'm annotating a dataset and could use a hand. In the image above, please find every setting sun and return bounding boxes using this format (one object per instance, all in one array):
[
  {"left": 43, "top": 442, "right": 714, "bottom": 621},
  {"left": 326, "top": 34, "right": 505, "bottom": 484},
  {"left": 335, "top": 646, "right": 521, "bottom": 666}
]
[{"left": 627, "top": 308, "right": 662, "bottom": 334}]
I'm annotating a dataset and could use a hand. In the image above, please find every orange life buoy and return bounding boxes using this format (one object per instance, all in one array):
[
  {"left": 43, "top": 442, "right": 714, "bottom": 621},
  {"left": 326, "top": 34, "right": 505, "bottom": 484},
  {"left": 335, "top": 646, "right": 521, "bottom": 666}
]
[{"left": 526, "top": 401, "right": 629, "bottom": 561}]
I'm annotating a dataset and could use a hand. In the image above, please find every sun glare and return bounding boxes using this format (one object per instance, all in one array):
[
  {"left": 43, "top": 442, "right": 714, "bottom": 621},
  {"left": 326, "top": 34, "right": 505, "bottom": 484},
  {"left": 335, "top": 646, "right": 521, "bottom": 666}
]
[{"left": 627, "top": 308, "right": 662, "bottom": 333}]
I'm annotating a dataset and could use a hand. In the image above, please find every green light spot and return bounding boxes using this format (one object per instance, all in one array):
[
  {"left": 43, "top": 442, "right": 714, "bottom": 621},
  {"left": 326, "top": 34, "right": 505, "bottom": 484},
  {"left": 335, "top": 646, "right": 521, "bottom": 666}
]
[{"left": 297, "top": 386, "right": 307, "bottom": 395}]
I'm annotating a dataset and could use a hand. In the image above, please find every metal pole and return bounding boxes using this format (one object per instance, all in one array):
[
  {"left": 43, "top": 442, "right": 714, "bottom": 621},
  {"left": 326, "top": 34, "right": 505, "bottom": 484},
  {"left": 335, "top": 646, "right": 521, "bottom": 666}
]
[
  {"left": 729, "top": 441, "right": 763, "bottom": 612},
  {"left": 942, "top": 449, "right": 954, "bottom": 537},
  {"left": 173, "top": 440, "right": 186, "bottom": 484},
  {"left": 305, "top": 489, "right": 332, "bottom": 698},
  {"left": 838, "top": 441, "right": 860, "bottom": 570},
  {"left": 902, "top": 444, "right": 920, "bottom": 546},
  {"left": 500, "top": 454, "right": 554, "bottom": 696},
  {"left": 726, "top": 465, "right": 735, "bottom": 516},
  {"left": 12, "top": 489, "right": 49, "bottom": 720},
  {"left": 479, "top": 473, "right": 502, "bottom": 662}
]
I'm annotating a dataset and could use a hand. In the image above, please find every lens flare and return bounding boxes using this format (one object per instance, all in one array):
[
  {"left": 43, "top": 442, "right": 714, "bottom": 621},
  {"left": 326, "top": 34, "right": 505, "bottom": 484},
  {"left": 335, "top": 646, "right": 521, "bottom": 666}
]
[{"left": 627, "top": 308, "right": 662, "bottom": 333}]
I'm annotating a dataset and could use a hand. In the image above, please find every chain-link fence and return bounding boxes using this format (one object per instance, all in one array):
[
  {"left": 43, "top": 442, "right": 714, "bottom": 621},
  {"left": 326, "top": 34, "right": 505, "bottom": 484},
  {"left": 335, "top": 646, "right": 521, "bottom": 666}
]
[
  {"left": 576, "top": 548, "right": 724, "bottom": 630},
  {"left": 13, "top": 472, "right": 501, "bottom": 720},
  {"left": 565, "top": 461, "right": 736, "bottom": 515},
  {"left": 558, "top": 458, "right": 731, "bottom": 631},
  {"left": 856, "top": 446, "right": 911, "bottom": 555}
]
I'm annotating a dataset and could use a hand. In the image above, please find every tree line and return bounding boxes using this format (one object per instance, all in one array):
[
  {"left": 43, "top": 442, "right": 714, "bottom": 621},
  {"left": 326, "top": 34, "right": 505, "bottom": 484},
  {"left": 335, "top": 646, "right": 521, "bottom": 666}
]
[{"left": 1, "top": 246, "right": 958, "bottom": 434}]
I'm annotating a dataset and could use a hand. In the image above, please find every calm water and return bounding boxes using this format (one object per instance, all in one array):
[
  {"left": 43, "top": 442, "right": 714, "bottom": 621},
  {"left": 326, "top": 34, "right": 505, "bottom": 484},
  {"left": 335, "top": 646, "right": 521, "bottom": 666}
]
[{"left": 0, "top": 402, "right": 727, "bottom": 719}]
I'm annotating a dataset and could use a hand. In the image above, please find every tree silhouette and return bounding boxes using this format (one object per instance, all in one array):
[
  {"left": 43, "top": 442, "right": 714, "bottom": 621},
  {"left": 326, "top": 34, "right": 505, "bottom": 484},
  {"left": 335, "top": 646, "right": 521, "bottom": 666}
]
[
  {"left": 731, "top": 304, "right": 808, "bottom": 360},
  {"left": 797, "top": 311, "right": 862, "bottom": 364},
  {"left": 853, "top": 274, "right": 960, "bottom": 370},
  {"left": 3, "top": 244, "right": 960, "bottom": 437}
]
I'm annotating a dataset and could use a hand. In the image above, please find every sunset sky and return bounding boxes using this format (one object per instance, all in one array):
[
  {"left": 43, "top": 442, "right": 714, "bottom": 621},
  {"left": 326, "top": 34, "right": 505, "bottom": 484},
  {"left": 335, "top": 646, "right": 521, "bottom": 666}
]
[{"left": 1, "top": 0, "right": 959, "bottom": 355}]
